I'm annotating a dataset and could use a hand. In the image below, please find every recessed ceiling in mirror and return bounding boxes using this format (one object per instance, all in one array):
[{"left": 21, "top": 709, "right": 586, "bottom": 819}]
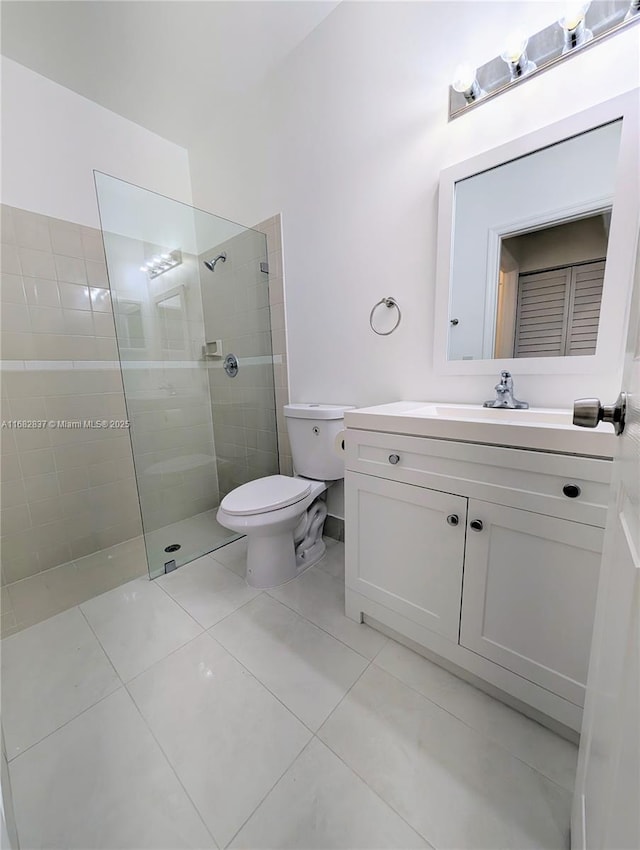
[{"left": 448, "top": 119, "right": 622, "bottom": 361}]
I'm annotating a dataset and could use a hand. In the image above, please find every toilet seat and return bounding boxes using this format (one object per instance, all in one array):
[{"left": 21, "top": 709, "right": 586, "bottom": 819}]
[{"left": 220, "top": 475, "right": 312, "bottom": 517}]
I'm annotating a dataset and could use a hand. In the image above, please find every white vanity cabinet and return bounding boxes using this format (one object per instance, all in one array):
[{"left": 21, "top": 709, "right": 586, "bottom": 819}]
[
  {"left": 346, "top": 473, "right": 467, "bottom": 641},
  {"left": 459, "top": 500, "right": 603, "bottom": 706},
  {"left": 344, "top": 425, "right": 613, "bottom": 731}
]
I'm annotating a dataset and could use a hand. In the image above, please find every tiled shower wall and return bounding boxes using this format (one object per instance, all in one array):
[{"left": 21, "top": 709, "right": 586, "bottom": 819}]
[
  {"left": 200, "top": 214, "right": 289, "bottom": 500},
  {"left": 0, "top": 204, "right": 144, "bottom": 630}
]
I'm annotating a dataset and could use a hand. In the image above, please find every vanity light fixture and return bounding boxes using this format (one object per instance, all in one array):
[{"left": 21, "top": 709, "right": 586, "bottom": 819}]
[
  {"left": 500, "top": 32, "right": 537, "bottom": 80},
  {"left": 452, "top": 64, "right": 484, "bottom": 103},
  {"left": 139, "top": 249, "right": 183, "bottom": 279},
  {"left": 449, "top": 1, "right": 639, "bottom": 120},
  {"left": 559, "top": 2, "right": 593, "bottom": 53}
]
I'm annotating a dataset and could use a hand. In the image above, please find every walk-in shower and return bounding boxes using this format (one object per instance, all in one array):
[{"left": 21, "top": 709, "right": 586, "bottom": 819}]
[{"left": 94, "top": 173, "right": 279, "bottom": 578}]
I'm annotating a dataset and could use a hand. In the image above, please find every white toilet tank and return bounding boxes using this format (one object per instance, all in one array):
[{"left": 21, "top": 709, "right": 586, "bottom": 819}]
[{"left": 284, "top": 404, "right": 354, "bottom": 481}]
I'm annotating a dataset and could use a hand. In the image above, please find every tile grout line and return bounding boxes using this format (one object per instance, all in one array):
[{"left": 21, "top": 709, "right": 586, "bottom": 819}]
[
  {"left": 263, "top": 580, "right": 384, "bottom": 662},
  {"left": 77, "top": 603, "right": 125, "bottom": 683},
  {"left": 205, "top": 629, "right": 318, "bottom": 738},
  {"left": 217, "top": 639, "right": 436, "bottom": 850},
  {"left": 315, "top": 725, "right": 439, "bottom": 850},
  {"left": 6, "top": 681, "right": 123, "bottom": 765},
  {"left": 123, "top": 682, "right": 221, "bottom": 850},
  {"left": 368, "top": 653, "right": 576, "bottom": 795},
  {"left": 221, "top": 736, "right": 318, "bottom": 849},
  {"left": 309, "top": 653, "right": 443, "bottom": 849},
  {"left": 4, "top": 605, "right": 122, "bottom": 764}
]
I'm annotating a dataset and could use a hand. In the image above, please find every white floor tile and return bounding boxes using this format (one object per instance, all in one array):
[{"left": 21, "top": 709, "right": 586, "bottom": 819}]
[
  {"left": 210, "top": 537, "right": 248, "bottom": 577},
  {"left": 230, "top": 738, "right": 429, "bottom": 849},
  {"left": 80, "top": 578, "right": 202, "bottom": 681},
  {"left": 10, "top": 689, "right": 215, "bottom": 850},
  {"left": 1, "top": 607, "right": 120, "bottom": 758},
  {"left": 319, "top": 665, "right": 571, "bottom": 850},
  {"left": 210, "top": 594, "right": 368, "bottom": 730},
  {"left": 317, "top": 540, "right": 345, "bottom": 581},
  {"left": 268, "top": 566, "right": 387, "bottom": 660},
  {"left": 375, "top": 640, "right": 578, "bottom": 791},
  {"left": 128, "top": 633, "right": 311, "bottom": 847},
  {"left": 157, "top": 555, "right": 260, "bottom": 629}
]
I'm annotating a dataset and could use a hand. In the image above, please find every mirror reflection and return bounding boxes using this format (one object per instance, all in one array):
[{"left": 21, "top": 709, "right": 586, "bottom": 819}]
[
  {"left": 448, "top": 120, "right": 622, "bottom": 361},
  {"left": 495, "top": 211, "right": 610, "bottom": 359}
]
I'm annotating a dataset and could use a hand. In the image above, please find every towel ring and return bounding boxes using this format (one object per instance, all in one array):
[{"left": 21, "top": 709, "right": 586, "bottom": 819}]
[{"left": 369, "top": 297, "right": 401, "bottom": 336}]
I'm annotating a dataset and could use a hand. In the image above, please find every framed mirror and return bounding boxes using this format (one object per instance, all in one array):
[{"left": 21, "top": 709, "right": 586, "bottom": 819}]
[{"left": 434, "top": 93, "right": 639, "bottom": 377}]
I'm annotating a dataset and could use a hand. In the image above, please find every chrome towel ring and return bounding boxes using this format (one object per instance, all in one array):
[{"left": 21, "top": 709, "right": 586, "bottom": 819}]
[{"left": 369, "top": 297, "right": 401, "bottom": 336}]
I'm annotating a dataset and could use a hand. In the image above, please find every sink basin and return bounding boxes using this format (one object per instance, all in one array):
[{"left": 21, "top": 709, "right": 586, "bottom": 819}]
[
  {"left": 345, "top": 401, "right": 615, "bottom": 457},
  {"left": 405, "top": 404, "right": 574, "bottom": 426}
]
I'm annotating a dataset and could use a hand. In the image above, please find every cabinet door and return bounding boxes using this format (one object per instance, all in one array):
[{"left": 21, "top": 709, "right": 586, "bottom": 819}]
[
  {"left": 460, "top": 500, "right": 603, "bottom": 705},
  {"left": 345, "top": 472, "right": 467, "bottom": 641}
]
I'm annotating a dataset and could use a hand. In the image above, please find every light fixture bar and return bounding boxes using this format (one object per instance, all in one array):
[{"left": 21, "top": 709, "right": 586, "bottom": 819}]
[
  {"left": 139, "top": 249, "right": 183, "bottom": 279},
  {"left": 449, "top": 1, "right": 639, "bottom": 121}
]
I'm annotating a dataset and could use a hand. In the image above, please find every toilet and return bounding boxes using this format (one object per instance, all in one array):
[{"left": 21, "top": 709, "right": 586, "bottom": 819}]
[{"left": 216, "top": 403, "right": 353, "bottom": 588}]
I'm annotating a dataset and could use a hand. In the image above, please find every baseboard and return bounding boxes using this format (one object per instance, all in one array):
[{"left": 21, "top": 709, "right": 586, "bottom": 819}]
[{"left": 323, "top": 515, "right": 345, "bottom": 542}]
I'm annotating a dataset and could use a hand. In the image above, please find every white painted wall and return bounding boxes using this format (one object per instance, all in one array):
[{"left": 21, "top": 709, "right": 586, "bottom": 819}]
[
  {"left": 188, "top": 2, "right": 640, "bottom": 414},
  {"left": 1, "top": 58, "right": 192, "bottom": 226}
]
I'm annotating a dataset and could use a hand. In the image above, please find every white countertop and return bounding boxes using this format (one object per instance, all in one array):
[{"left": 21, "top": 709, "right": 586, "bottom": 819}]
[{"left": 344, "top": 401, "right": 616, "bottom": 458}]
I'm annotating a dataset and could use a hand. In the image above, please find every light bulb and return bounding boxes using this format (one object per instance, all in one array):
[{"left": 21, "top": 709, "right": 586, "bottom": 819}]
[
  {"left": 500, "top": 31, "right": 536, "bottom": 79},
  {"left": 558, "top": 1, "right": 590, "bottom": 31},
  {"left": 501, "top": 32, "right": 528, "bottom": 63},
  {"left": 452, "top": 64, "right": 477, "bottom": 93}
]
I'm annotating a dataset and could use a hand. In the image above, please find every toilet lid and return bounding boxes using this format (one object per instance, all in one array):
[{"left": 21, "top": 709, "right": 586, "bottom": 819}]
[{"left": 221, "top": 475, "right": 312, "bottom": 516}]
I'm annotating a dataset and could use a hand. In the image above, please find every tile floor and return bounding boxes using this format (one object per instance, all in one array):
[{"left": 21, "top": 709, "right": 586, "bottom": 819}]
[
  {"left": 1, "top": 537, "right": 577, "bottom": 849},
  {"left": 1, "top": 509, "right": 237, "bottom": 636}
]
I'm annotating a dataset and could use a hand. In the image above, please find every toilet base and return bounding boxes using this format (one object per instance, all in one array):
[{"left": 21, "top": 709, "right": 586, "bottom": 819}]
[{"left": 245, "top": 528, "right": 326, "bottom": 588}]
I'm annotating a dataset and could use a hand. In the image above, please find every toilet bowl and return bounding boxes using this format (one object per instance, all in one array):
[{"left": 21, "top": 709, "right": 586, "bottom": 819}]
[{"left": 216, "top": 403, "right": 353, "bottom": 588}]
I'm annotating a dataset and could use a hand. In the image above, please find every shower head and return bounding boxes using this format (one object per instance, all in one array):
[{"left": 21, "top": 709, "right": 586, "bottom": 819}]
[{"left": 203, "top": 252, "right": 227, "bottom": 272}]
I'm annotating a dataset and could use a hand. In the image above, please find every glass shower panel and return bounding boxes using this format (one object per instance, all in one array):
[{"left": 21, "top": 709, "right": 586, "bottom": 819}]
[{"left": 94, "top": 173, "right": 278, "bottom": 578}]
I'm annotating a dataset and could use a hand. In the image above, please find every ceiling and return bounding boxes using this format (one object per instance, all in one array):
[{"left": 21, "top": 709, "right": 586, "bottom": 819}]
[{"left": 1, "top": 0, "right": 340, "bottom": 148}]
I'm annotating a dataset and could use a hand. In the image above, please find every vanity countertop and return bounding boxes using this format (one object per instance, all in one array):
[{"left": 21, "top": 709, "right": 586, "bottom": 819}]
[{"left": 344, "top": 401, "right": 616, "bottom": 458}]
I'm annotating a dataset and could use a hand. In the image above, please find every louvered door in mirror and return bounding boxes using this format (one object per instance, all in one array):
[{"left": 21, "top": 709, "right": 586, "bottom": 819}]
[{"left": 512, "top": 260, "right": 604, "bottom": 358}]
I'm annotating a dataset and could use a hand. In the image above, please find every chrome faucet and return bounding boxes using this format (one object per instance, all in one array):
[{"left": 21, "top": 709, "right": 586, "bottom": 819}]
[{"left": 483, "top": 371, "right": 529, "bottom": 409}]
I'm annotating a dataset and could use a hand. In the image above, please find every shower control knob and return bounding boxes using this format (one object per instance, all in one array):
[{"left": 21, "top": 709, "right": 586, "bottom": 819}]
[
  {"left": 388, "top": 454, "right": 400, "bottom": 465},
  {"left": 470, "top": 519, "right": 484, "bottom": 532},
  {"left": 447, "top": 514, "right": 459, "bottom": 526}
]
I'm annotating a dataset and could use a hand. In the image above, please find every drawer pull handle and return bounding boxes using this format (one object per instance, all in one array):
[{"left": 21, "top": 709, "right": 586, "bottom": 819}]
[
  {"left": 388, "top": 454, "right": 400, "bottom": 465},
  {"left": 563, "top": 483, "right": 581, "bottom": 499},
  {"left": 470, "top": 519, "right": 484, "bottom": 531},
  {"left": 447, "top": 514, "right": 459, "bottom": 526}
]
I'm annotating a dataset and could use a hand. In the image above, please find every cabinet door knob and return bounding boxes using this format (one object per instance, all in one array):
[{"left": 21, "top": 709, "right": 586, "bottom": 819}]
[
  {"left": 388, "top": 454, "right": 400, "bottom": 465},
  {"left": 563, "top": 483, "right": 581, "bottom": 499},
  {"left": 447, "top": 514, "right": 459, "bottom": 526},
  {"left": 470, "top": 519, "right": 484, "bottom": 531}
]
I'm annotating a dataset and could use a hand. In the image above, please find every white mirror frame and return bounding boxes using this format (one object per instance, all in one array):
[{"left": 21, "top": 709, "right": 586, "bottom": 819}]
[{"left": 434, "top": 91, "right": 639, "bottom": 377}]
